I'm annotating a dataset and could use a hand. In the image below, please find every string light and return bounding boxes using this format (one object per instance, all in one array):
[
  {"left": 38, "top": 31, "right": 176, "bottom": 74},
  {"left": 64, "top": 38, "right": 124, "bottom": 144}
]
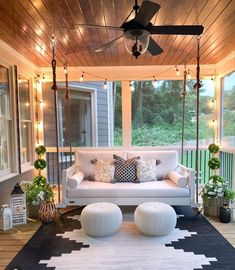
[
  {"left": 37, "top": 122, "right": 43, "bottom": 131},
  {"left": 175, "top": 65, "right": 180, "bottom": 76},
  {"left": 103, "top": 79, "right": 107, "bottom": 89},
  {"left": 80, "top": 71, "right": 84, "bottom": 81},
  {"left": 51, "top": 35, "right": 56, "bottom": 48},
  {"left": 187, "top": 69, "right": 191, "bottom": 79},
  {"left": 152, "top": 76, "right": 158, "bottom": 88},
  {"left": 64, "top": 66, "right": 68, "bottom": 74},
  {"left": 39, "top": 100, "right": 45, "bottom": 107},
  {"left": 129, "top": 81, "right": 135, "bottom": 91},
  {"left": 208, "top": 98, "right": 216, "bottom": 109}
]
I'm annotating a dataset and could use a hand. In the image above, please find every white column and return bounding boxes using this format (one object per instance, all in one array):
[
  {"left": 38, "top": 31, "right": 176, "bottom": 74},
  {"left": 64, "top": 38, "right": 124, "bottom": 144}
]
[{"left": 122, "top": 80, "right": 131, "bottom": 149}]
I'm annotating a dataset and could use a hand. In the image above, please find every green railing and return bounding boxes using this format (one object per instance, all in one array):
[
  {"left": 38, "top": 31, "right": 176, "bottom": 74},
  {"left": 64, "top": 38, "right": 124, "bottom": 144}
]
[
  {"left": 181, "top": 149, "right": 212, "bottom": 185},
  {"left": 220, "top": 151, "right": 234, "bottom": 190}
]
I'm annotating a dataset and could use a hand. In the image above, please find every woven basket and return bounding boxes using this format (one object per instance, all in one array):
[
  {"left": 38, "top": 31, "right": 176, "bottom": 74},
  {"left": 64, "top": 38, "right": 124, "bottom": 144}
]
[{"left": 39, "top": 201, "right": 57, "bottom": 224}]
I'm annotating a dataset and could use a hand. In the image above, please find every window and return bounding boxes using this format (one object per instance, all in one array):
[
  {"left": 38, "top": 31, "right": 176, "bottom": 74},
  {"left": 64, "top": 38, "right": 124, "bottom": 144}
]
[
  {"left": 222, "top": 71, "right": 235, "bottom": 147},
  {"left": 19, "top": 77, "right": 32, "bottom": 166},
  {"left": 131, "top": 80, "right": 214, "bottom": 146},
  {"left": 54, "top": 81, "right": 122, "bottom": 147},
  {"left": 0, "top": 65, "right": 11, "bottom": 176}
]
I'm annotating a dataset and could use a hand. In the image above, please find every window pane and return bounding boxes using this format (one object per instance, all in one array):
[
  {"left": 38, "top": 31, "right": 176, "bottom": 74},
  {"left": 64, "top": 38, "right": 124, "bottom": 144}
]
[
  {"left": 55, "top": 81, "right": 122, "bottom": 147},
  {"left": 19, "top": 77, "right": 32, "bottom": 165},
  {"left": 58, "top": 89, "right": 93, "bottom": 147},
  {"left": 222, "top": 71, "right": 235, "bottom": 147},
  {"left": 0, "top": 65, "right": 9, "bottom": 118},
  {"left": 0, "top": 119, "right": 10, "bottom": 172},
  {"left": 19, "top": 78, "right": 30, "bottom": 120},
  {"left": 131, "top": 80, "right": 214, "bottom": 146},
  {"left": 20, "top": 122, "right": 32, "bottom": 164}
]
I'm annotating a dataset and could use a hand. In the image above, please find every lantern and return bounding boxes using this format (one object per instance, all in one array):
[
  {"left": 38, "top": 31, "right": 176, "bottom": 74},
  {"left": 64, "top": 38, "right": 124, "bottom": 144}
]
[
  {"left": 0, "top": 204, "right": 13, "bottom": 230},
  {"left": 10, "top": 182, "right": 27, "bottom": 225}
]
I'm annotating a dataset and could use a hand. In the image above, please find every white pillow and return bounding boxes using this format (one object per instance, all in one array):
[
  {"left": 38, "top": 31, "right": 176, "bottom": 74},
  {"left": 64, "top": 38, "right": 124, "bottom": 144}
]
[
  {"left": 168, "top": 171, "right": 188, "bottom": 187},
  {"left": 94, "top": 160, "right": 115, "bottom": 183},
  {"left": 136, "top": 159, "right": 157, "bottom": 182},
  {"left": 67, "top": 171, "right": 85, "bottom": 188}
]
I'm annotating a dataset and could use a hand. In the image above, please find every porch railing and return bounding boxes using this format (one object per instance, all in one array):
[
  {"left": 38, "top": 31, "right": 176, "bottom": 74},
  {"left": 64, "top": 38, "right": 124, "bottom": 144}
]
[{"left": 45, "top": 147, "right": 235, "bottom": 191}]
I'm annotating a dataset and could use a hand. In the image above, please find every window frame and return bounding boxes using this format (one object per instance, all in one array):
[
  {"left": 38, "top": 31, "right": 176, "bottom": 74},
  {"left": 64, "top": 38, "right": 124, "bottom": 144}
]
[
  {"left": 18, "top": 76, "right": 34, "bottom": 171},
  {"left": 221, "top": 70, "right": 235, "bottom": 148}
]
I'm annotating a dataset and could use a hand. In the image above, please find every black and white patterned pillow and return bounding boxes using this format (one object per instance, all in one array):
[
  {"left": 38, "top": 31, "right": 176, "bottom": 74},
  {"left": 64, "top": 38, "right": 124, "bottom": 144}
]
[{"left": 113, "top": 154, "right": 140, "bottom": 183}]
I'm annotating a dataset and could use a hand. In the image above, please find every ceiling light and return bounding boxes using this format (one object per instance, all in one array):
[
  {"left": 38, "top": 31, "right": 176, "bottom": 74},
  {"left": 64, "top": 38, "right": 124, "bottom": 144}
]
[
  {"left": 124, "top": 29, "right": 150, "bottom": 59},
  {"left": 64, "top": 66, "right": 68, "bottom": 74}
]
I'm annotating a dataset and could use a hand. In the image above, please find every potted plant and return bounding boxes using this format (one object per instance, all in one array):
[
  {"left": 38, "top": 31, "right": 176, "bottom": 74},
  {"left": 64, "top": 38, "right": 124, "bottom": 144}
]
[
  {"left": 201, "top": 143, "right": 235, "bottom": 218},
  {"left": 21, "top": 145, "right": 56, "bottom": 222}
]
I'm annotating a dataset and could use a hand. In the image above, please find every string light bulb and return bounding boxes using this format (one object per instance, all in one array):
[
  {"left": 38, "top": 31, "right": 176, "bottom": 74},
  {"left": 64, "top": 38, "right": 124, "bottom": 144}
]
[
  {"left": 80, "top": 72, "right": 84, "bottom": 81},
  {"left": 129, "top": 81, "right": 135, "bottom": 91},
  {"left": 152, "top": 76, "right": 158, "bottom": 88},
  {"left": 103, "top": 79, "right": 107, "bottom": 90},
  {"left": 175, "top": 65, "right": 180, "bottom": 76},
  {"left": 51, "top": 35, "right": 56, "bottom": 48},
  {"left": 187, "top": 69, "right": 191, "bottom": 79},
  {"left": 64, "top": 66, "right": 68, "bottom": 74}
]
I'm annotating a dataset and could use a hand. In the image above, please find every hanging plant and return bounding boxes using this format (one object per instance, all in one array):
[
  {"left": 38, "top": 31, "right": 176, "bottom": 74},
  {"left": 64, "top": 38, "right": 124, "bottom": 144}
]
[
  {"left": 208, "top": 143, "right": 220, "bottom": 154},
  {"left": 208, "top": 157, "right": 221, "bottom": 170}
]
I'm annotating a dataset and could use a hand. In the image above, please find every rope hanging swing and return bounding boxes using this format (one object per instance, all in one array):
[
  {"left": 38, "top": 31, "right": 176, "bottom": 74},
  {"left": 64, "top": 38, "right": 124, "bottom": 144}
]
[
  {"left": 194, "top": 36, "right": 202, "bottom": 204},
  {"left": 181, "top": 36, "right": 202, "bottom": 205},
  {"left": 64, "top": 64, "right": 73, "bottom": 166},
  {"left": 51, "top": 37, "right": 61, "bottom": 203}
]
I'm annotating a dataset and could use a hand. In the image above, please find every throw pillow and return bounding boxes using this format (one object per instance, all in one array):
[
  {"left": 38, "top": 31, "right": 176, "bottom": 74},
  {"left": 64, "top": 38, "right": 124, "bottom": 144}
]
[
  {"left": 67, "top": 171, "right": 85, "bottom": 189},
  {"left": 136, "top": 159, "right": 157, "bottom": 182},
  {"left": 113, "top": 154, "right": 140, "bottom": 183},
  {"left": 168, "top": 171, "right": 188, "bottom": 187},
  {"left": 94, "top": 160, "right": 115, "bottom": 183}
]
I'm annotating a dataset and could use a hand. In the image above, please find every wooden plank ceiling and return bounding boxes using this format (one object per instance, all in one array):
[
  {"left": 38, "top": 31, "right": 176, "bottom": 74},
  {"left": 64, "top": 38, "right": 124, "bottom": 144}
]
[{"left": 0, "top": 0, "right": 234, "bottom": 67}]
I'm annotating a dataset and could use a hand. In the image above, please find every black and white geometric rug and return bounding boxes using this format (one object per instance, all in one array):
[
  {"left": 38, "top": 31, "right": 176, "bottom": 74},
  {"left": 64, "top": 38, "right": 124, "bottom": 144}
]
[{"left": 6, "top": 206, "right": 235, "bottom": 270}]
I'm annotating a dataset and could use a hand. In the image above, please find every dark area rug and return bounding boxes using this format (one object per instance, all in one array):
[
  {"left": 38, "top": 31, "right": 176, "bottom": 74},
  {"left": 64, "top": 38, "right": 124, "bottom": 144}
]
[{"left": 6, "top": 206, "right": 235, "bottom": 270}]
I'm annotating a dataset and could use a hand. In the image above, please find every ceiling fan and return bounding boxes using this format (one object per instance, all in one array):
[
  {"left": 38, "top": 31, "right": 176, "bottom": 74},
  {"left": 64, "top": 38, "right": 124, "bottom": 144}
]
[{"left": 74, "top": 0, "right": 204, "bottom": 59}]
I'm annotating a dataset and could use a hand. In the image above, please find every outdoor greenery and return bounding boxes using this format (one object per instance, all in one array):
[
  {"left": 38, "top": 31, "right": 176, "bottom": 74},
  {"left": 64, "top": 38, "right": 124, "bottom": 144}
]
[
  {"left": 114, "top": 79, "right": 216, "bottom": 146},
  {"left": 21, "top": 145, "right": 54, "bottom": 206},
  {"left": 201, "top": 144, "right": 235, "bottom": 205}
]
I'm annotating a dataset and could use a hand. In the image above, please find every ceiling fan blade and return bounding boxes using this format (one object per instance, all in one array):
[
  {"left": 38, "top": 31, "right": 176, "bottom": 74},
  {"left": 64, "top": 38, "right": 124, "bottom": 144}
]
[
  {"left": 147, "top": 37, "right": 163, "bottom": 55},
  {"left": 74, "top": 23, "right": 122, "bottom": 31},
  {"left": 150, "top": 25, "right": 204, "bottom": 35},
  {"left": 95, "top": 35, "right": 124, "bottom": 52},
  {"left": 134, "top": 1, "right": 160, "bottom": 26}
]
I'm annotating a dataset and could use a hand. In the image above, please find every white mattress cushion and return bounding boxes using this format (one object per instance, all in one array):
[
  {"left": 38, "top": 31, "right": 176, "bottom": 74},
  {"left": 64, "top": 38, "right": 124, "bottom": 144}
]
[
  {"left": 127, "top": 151, "right": 178, "bottom": 178},
  {"left": 67, "top": 179, "right": 189, "bottom": 198},
  {"left": 75, "top": 150, "right": 126, "bottom": 177}
]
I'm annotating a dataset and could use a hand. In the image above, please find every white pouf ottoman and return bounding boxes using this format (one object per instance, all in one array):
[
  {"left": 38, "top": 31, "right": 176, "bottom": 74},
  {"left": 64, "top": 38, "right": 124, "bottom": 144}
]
[
  {"left": 80, "top": 202, "right": 122, "bottom": 237},
  {"left": 134, "top": 202, "right": 177, "bottom": 236}
]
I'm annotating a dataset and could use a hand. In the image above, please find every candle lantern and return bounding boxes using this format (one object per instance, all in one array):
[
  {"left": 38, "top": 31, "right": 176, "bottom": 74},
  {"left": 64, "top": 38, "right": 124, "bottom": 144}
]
[
  {"left": 10, "top": 182, "right": 27, "bottom": 225},
  {"left": 0, "top": 204, "right": 13, "bottom": 230}
]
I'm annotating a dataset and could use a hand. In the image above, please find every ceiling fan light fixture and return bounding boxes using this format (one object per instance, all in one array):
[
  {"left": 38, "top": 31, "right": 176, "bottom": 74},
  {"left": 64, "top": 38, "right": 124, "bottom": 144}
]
[{"left": 124, "top": 29, "right": 149, "bottom": 58}]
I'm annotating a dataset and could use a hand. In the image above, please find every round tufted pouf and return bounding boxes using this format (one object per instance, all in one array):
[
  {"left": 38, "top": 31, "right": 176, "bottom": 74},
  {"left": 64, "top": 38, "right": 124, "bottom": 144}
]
[
  {"left": 134, "top": 202, "right": 177, "bottom": 236},
  {"left": 80, "top": 202, "right": 122, "bottom": 237}
]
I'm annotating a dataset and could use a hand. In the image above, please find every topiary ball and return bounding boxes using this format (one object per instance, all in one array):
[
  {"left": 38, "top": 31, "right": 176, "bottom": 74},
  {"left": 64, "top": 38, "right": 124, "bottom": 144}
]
[
  {"left": 208, "top": 143, "right": 220, "bottom": 154},
  {"left": 34, "top": 159, "right": 47, "bottom": 170},
  {"left": 35, "top": 145, "right": 46, "bottom": 156},
  {"left": 209, "top": 175, "right": 223, "bottom": 183},
  {"left": 34, "top": 175, "right": 47, "bottom": 187},
  {"left": 208, "top": 157, "right": 221, "bottom": 170}
]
